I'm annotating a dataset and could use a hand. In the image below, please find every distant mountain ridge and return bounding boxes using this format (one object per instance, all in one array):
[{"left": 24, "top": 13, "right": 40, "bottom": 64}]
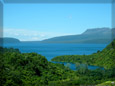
[
  {"left": 1, "top": 28, "right": 114, "bottom": 44},
  {"left": 0, "top": 37, "right": 21, "bottom": 44},
  {"left": 82, "top": 28, "right": 110, "bottom": 35},
  {"left": 40, "top": 28, "right": 112, "bottom": 44}
]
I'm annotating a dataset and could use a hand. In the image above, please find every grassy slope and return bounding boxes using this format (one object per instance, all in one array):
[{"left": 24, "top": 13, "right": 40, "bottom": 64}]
[{"left": 96, "top": 81, "right": 115, "bottom": 86}]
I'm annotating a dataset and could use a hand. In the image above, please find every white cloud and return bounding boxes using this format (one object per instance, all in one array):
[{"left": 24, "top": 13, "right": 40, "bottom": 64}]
[
  {"left": 4, "top": 28, "right": 70, "bottom": 41},
  {"left": 4, "top": 28, "right": 49, "bottom": 41}
]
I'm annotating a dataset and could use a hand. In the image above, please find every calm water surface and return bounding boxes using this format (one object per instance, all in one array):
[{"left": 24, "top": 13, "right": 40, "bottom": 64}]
[
  {"left": 52, "top": 61, "right": 104, "bottom": 70},
  {"left": 4, "top": 42, "right": 107, "bottom": 70},
  {"left": 4, "top": 42, "right": 107, "bottom": 61}
]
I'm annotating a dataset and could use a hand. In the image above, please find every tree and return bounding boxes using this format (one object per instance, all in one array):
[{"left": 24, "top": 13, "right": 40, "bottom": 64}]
[
  {"left": 65, "top": 63, "right": 71, "bottom": 71},
  {"left": 76, "top": 63, "right": 88, "bottom": 74}
]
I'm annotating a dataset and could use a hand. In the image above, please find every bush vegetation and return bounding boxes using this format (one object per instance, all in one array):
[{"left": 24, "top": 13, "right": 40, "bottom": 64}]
[{"left": 0, "top": 40, "right": 115, "bottom": 86}]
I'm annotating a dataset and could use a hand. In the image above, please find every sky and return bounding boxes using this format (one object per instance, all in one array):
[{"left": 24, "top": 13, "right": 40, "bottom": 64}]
[{"left": 4, "top": 3, "right": 112, "bottom": 41}]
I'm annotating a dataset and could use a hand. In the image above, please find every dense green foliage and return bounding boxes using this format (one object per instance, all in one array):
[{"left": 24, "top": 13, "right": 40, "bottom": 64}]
[
  {"left": 0, "top": 47, "right": 77, "bottom": 86},
  {"left": 0, "top": 40, "right": 115, "bottom": 86},
  {"left": 52, "top": 40, "right": 115, "bottom": 69}
]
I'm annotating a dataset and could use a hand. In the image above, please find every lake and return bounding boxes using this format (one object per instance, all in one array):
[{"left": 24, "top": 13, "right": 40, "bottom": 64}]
[
  {"left": 52, "top": 61, "right": 104, "bottom": 70},
  {"left": 4, "top": 42, "right": 107, "bottom": 70},
  {"left": 3, "top": 42, "right": 107, "bottom": 61}
]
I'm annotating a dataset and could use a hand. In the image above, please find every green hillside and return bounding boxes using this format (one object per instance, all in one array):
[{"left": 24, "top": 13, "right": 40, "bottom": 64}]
[
  {"left": 0, "top": 47, "right": 77, "bottom": 86},
  {"left": 52, "top": 40, "right": 115, "bottom": 69},
  {"left": 0, "top": 41, "right": 115, "bottom": 86}
]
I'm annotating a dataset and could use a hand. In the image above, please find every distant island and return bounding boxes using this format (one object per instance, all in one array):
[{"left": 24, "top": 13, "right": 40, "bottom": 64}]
[{"left": 1, "top": 28, "right": 114, "bottom": 44}]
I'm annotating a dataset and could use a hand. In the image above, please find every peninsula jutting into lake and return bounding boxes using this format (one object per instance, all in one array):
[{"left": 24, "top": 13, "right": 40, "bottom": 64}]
[{"left": 0, "top": 39, "right": 115, "bottom": 86}]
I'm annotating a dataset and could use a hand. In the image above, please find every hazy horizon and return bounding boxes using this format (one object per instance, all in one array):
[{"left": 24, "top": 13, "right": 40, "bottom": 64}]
[{"left": 4, "top": 3, "right": 112, "bottom": 41}]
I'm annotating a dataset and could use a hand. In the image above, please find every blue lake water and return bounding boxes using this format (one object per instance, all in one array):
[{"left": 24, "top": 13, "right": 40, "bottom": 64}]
[
  {"left": 52, "top": 61, "right": 104, "bottom": 70},
  {"left": 4, "top": 42, "right": 107, "bottom": 70},
  {"left": 4, "top": 43, "right": 107, "bottom": 61}
]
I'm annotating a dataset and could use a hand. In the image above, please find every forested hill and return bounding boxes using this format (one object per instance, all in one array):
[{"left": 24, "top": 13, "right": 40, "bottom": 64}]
[
  {"left": 0, "top": 46, "right": 115, "bottom": 85},
  {"left": 0, "top": 47, "right": 76, "bottom": 86},
  {"left": 0, "top": 37, "right": 21, "bottom": 44},
  {"left": 41, "top": 28, "right": 112, "bottom": 44},
  {"left": 52, "top": 40, "right": 115, "bottom": 69}
]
